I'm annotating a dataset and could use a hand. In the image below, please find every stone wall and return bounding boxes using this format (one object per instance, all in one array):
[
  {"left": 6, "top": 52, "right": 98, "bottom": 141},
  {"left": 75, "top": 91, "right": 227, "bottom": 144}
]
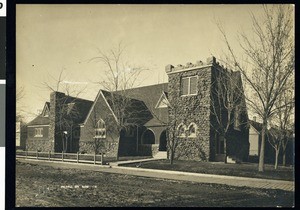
[
  {"left": 166, "top": 63, "right": 212, "bottom": 161},
  {"left": 79, "top": 91, "right": 120, "bottom": 157},
  {"left": 79, "top": 140, "right": 119, "bottom": 157},
  {"left": 26, "top": 139, "right": 54, "bottom": 152},
  {"left": 138, "top": 144, "right": 159, "bottom": 157}
]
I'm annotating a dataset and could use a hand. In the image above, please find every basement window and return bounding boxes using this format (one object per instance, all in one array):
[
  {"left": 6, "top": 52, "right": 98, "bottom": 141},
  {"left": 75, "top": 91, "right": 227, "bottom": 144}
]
[{"left": 181, "top": 76, "right": 198, "bottom": 96}]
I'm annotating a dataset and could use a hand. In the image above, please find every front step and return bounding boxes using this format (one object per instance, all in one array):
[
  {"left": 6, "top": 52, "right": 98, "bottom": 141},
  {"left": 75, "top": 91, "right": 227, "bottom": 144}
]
[
  {"left": 227, "top": 156, "right": 236, "bottom": 164},
  {"left": 153, "top": 151, "right": 167, "bottom": 159}
]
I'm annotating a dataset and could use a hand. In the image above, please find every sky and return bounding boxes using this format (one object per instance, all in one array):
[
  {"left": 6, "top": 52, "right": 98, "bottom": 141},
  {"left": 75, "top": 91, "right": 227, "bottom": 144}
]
[{"left": 16, "top": 4, "right": 282, "bottom": 122}]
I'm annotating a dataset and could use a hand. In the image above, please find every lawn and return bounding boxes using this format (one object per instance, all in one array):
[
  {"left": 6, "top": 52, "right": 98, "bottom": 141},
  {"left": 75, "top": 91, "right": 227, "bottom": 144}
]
[
  {"left": 15, "top": 160, "right": 294, "bottom": 207},
  {"left": 123, "top": 160, "right": 294, "bottom": 181}
]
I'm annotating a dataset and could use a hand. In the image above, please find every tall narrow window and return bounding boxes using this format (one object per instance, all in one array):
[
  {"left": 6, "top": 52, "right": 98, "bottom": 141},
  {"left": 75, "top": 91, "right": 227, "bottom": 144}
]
[
  {"left": 177, "top": 123, "right": 187, "bottom": 138},
  {"left": 95, "top": 119, "right": 106, "bottom": 139},
  {"left": 181, "top": 76, "right": 198, "bottom": 96},
  {"left": 34, "top": 128, "right": 43, "bottom": 137},
  {"left": 187, "top": 123, "right": 198, "bottom": 138}
]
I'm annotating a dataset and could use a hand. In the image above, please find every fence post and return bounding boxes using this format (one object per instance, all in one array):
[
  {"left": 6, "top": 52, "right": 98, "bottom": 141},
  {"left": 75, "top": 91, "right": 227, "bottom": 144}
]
[
  {"left": 94, "top": 152, "right": 96, "bottom": 165},
  {"left": 48, "top": 151, "right": 51, "bottom": 161},
  {"left": 101, "top": 153, "right": 103, "bottom": 165},
  {"left": 36, "top": 150, "right": 38, "bottom": 159},
  {"left": 62, "top": 151, "right": 64, "bottom": 162},
  {"left": 77, "top": 152, "right": 79, "bottom": 163}
]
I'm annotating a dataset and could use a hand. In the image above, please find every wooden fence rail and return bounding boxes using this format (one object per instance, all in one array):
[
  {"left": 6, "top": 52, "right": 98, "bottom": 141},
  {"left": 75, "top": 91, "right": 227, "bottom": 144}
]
[{"left": 16, "top": 150, "right": 104, "bottom": 165}]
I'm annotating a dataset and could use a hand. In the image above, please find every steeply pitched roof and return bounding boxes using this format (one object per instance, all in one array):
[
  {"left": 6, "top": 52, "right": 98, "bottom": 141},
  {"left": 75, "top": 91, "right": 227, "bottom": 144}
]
[
  {"left": 101, "top": 90, "right": 153, "bottom": 125},
  {"left": 27, "top": 94, "right": 93, "bottom": 126},
  {"left": 65, "top": 97, "right": 94, "bottom": 124},
  {"left": 248, "top": 120, "right": 263, "bottom": 133},
  {"left": 82, "top": 83, "right": 169, "bottom": 127},
  {"left": 114, "top": 83, "right": 169, "bottom": 126},
  {"left": 27, "top": 102, "right": 50, "bottom": 126},
  {"left": 27, "top": 115, "right": 50, "bottom": 126}
]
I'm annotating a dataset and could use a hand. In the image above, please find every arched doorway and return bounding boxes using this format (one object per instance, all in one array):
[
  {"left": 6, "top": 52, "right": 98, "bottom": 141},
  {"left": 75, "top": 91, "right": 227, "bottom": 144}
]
[
  {"left": 141, "top": 129, "right": 155, "bottom": 144},
  {"left": 159, "top": 130, "right": 167, "bottom": 151}
]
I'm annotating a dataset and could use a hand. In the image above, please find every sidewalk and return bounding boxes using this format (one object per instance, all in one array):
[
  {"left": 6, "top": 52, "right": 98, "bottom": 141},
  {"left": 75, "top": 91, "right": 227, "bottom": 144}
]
[{"left": 17, "top": 158, "right": 294, "bottom": 192}]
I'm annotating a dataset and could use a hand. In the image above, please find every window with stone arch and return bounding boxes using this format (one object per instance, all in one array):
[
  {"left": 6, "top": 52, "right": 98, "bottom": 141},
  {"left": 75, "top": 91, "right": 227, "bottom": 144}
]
[
  {"left": 177, "top": 123, "right": 187, "bottom": 138},
  {"left": 187, "top": 122, "right": 198, "bottom": 138},
  {"left": 95, "top": 119, "right": 106, "bottom": 139}
]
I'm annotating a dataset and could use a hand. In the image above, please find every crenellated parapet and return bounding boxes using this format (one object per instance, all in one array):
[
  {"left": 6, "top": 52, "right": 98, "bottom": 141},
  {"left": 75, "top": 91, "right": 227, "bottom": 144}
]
[{"left": 165, "top": 56, "right": 218, "bottom": 74}]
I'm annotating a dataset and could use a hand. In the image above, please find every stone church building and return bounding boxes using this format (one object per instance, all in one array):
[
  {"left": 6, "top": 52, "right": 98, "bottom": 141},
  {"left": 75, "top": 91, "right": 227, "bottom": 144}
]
[{"left": 26, "top": 56, "right": 250, "bottom": 162}]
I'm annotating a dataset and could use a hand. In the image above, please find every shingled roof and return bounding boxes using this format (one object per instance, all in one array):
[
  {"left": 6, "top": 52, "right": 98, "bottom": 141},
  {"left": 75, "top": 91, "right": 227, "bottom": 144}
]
[
  {"left": 27, "top": 94, "right": 93, "bottom": 126},
  {"left": 27, "top": 115, "right": 50, "bottom": 126},
  {"left": 68, "top": 97, "right": 94, "bottom": 124},
  {"left": 114, "top": 83, "right": 169, "bottom": 126},
  {"left": 101, "top": 90, "right": 153, "bottom": 125}
]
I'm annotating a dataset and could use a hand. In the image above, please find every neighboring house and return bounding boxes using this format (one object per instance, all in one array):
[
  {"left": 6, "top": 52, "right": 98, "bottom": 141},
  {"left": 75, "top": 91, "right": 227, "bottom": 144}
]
[
  {"left": 26, "top": 102, "right": 51, "bottom": 151},
  {"left": 26, "top": 94, "right": 93, "bottom": 153},
  {"left": 248, "top": 119, "right": 294, "bottom": 165},
  {"left": 26, "top": 56, "right": 250, "bottom": 162},
  {"left": 16, "top": 121, "right": 27, "bottom": 150}
]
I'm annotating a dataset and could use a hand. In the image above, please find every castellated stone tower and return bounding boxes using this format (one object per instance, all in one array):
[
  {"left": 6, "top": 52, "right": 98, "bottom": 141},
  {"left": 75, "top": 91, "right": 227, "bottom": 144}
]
[{"left": 165, "top": 56, "right": 249, "bottom": 162}]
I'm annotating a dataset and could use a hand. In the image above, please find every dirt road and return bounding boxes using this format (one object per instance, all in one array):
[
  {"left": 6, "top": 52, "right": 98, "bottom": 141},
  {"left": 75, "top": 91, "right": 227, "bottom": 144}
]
[{"left": 15, "top": 160, "right": 294, "bottom": 207}]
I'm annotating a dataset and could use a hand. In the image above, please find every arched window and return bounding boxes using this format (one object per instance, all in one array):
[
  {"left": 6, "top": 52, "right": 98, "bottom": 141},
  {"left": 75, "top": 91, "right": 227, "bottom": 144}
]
[
  {"left": 177, "top": 123, "right": 187, "bottom": 138},
  {"left": 95, "top": 119, "right": 106, "bottom": 139},
  {"left": 188, "top": 123, "right": 198, "bottom": 138}
]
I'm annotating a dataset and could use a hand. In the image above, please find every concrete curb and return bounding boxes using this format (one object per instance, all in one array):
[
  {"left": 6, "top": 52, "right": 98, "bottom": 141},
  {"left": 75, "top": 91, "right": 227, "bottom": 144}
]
[
  {"left": 113, "top": 166, "right": 294, "bottom": 184},
  {"left": 109, "top": 157, "right": 165, "bottom": 166}
]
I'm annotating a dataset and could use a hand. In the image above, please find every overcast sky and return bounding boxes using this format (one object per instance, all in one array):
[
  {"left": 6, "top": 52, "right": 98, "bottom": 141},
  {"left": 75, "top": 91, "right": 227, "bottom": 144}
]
[{"left": 16, "top": 4, "right": 280, "bottom": 122}]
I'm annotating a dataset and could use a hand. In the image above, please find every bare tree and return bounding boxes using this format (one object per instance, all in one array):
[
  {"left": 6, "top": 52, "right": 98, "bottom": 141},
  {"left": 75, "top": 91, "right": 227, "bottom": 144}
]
[
  {"left": 217, "top": 5, "right": 294, "bottom": 171},
  {"left": 90, "top": 42, "right": 149, "bottom": 160},
  {"left": 210, "top": 68, "right": 246, "bottom": 163},
  {"left": 270, "top": 78, "right": 294, "bottom": 167},
  {"left": 16, "top": 86, "right": 25, "bottom": 122},
  {"left": 42, "top": 69, "right": 87, "bottom": 152},
  {"left": 267, "top": 128, "right": 282, "bottom": 169}
]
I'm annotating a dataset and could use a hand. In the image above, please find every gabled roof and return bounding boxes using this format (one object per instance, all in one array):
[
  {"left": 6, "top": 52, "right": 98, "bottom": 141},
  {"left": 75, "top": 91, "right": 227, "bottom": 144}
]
[
  {"left": 27, "top": 94, "right": 93, "bottom": 126},
  {"left": 114, "top": 83, "right": 169, "bottom": 126},
  {"left": 65, "top": 97, "right": 93, "bottom": 124},
  {"left": 81, "top": 83, "right": 169, "bottom": 127},
  {"left": 248, "top": 120, "right": 262, "bottom": 134},
  {"left": 41, "top": 102, "right": 50, "bottom": 116},
  {"left": 101, "top": 90, "right": 153, "bottom": 125},
  {"left": 27, "top": 102, "right": 50, "bottom": 126},
  {"left": 27, "top": 115, "right": 50, "bottom": 126},
  {"left": 155, "top": 91, "right": 170, "bottom": 109}
]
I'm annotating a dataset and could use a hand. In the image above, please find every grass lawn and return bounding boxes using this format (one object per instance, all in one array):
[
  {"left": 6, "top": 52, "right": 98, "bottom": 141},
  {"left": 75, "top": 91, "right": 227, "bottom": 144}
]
[
  {"left": 123, "top": 160, "right": 294, "bottom": 181},
  {"left": 15, "top": 160, "right": 294, "bottom": 207}
]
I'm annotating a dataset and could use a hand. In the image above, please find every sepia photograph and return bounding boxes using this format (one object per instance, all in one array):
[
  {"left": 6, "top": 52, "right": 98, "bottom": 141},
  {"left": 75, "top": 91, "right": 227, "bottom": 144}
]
[{"left": 15, "top": 4, "right": 294, "bottom": 207}]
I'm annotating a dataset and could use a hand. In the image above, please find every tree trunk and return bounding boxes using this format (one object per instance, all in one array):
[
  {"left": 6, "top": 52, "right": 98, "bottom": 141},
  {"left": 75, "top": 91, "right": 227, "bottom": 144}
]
[
  {"left": 258, "top": 120, "right": 267, "bottom": 172},
  {"left": 282, "top": 142, "right": 287, "bottom": 166},
  {"left": 170, "top": 149, "right": 174, "bottom": 165},
  {"left": 282, "top": 151, "right": 286, "bottom": 167},
  {"left": 274, "top": 148, "right": 279, "bottom": 170},
  {"left": 223, "top": 135, "right": 227, "bottom": 164}
]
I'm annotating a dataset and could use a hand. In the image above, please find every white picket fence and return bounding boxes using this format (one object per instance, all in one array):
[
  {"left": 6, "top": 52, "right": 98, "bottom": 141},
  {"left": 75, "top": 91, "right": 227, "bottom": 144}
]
[{"left": 16, "top": 150, "right": 104, "bottom": 165}]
